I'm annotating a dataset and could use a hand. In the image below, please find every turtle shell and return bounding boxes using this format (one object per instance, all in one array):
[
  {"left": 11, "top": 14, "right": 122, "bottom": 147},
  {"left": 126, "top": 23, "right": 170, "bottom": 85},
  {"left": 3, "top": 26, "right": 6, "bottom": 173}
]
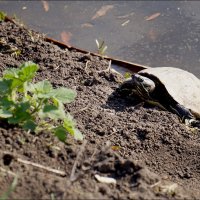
[{"left": 138, "top": 67, "right": 200, "bottom": 118}]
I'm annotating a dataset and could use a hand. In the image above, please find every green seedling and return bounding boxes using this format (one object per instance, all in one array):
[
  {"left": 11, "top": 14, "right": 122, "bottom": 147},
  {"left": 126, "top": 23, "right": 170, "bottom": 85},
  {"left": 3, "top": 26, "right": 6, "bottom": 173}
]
[
  {"left": 95, "top": 39, "right": 108, "bottom": 55},
  {"left": 11, "top": 49, "right": 21, "bottom": 57},
  {"left": 124, "top": 72, "right": 132, "bottom": 79},
  {"left": 0, "top": 11, "right": 6, "bottom": 21},
  {"left": 0, "top": 61, "right": 83, "bottom": 142},
  {"left": 50, "top": 193, "right": 56, "bottom": 200},
  {"left": 12, "top": 14, "right": 25, "bottom": 26},
  {"left": 0, "top": 175, "right": 18, "bottom": 200}
]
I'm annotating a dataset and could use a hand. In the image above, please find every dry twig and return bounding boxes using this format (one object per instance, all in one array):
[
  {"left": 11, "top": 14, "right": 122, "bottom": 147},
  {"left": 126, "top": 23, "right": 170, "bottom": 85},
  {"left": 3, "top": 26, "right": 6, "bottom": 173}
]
[
  {"left": 0, "top": 167, "right": 16, "bottom": 177},
  {"left": 0, "top": 151, "right": 66, "bottom": 177},
  {"left": 70, "top": 140, "right": 87, "bottom": 182},
  {"left": 96, "top": 60, "right": 111, "bottom": 73},
  {"left": 17, "top": 158, "right": 66, "bottom": 176}
]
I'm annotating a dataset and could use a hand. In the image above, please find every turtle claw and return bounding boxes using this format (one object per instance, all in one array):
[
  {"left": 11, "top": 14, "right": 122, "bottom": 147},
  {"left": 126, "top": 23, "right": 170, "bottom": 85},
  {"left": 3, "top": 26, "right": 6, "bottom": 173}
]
[
  {"left": 185, "top": 119, "right": 200, "bottom": 129},
  {"left": 190, "top": 119, "right": 200, "bottom": 129}
]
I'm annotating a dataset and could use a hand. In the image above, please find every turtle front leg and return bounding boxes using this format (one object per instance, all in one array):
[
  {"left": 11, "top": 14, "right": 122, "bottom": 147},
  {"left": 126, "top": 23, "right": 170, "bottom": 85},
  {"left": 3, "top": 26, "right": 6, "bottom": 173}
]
[
  {"left": 171, "top": 104, "right": 200, "bottom": 128},
  {"left": 144, "top": 99, "right": 167, "bottom": 111},
  {"left": 186, "top": 119, "right": 200, "bottom": 128}
]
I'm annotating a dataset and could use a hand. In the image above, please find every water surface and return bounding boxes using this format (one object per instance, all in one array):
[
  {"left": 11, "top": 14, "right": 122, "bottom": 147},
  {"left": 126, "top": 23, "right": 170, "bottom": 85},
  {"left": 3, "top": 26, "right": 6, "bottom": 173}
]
[{"left": 1, "top": 1, "right": 200, "bottom": 77}]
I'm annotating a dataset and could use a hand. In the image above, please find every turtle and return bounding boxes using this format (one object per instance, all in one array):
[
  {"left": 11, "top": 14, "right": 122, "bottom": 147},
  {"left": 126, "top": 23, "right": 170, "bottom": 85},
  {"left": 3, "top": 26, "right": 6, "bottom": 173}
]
[{"left": 119, "top": 67, "right": 200, "bottom": 127}]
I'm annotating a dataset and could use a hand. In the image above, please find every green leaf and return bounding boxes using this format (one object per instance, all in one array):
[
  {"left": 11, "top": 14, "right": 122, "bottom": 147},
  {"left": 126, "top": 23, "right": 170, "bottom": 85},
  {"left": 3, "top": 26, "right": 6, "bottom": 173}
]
[
  {"left": 0, "top": 109, "right": 12, "bottom": 118},
  {"left": 0, "top": 174, "right": 18, "bottom": 200},
  {"left": 73, "top": 128, "right": 84, "bottom": 140},
  {"left": 28, "top": 80, "right": 53, "bottom": 98},
  {"left": 0, "top": 79, "right": 12, "bottom": 94},
  {"left": 63, "top": 113, "right": 76, "bottom": 130},
  {"left": 0, "top": 11, "right": 6, "bottom": 21},
  {"left": 3, "top": 68, "right": 26, "bottom": 90},
  {"left": 53, "top": 126, "right": 67, "bottom": 142},
  {"left": 40, "top": 104, "right": 65, "bottom": 120},
  {"left": 3, "top": 68, "right": 20, "bottom": 79},
  {"left": 18, "top": 61, "right": 39, "bottom": 82},
  {"left": 63, "top": 114, "right": 83, "bottom": 140},
  {"left": 0, "top": 98, "right": 14, "bottom": 109},
  {"left": 3, "top": 62, "right": 39, "bottom": 84},
  {"left": 8, "top": 102, "right": 31, "bottom": 124},
  {"left": 22, "top": 120, "right": 37, "bottom": 132},
  {"left": 52, "top": 87, "right": 76, "bottom": 103},
  {"left": 124, "top": 72, "right": 132, "bottom": 79}
]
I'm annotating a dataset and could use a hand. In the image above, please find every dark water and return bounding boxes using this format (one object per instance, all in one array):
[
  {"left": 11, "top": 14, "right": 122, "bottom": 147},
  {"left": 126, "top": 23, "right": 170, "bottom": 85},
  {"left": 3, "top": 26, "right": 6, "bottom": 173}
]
[{"left": 1, "top": 0, "right": 200, "bottom": 77}]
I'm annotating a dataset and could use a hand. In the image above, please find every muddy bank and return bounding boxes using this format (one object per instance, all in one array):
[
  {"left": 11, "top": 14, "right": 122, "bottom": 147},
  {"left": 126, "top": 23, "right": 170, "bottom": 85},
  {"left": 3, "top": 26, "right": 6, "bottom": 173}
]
[{"left": 0, "top": 19, "right": 199, "bottom": 199}]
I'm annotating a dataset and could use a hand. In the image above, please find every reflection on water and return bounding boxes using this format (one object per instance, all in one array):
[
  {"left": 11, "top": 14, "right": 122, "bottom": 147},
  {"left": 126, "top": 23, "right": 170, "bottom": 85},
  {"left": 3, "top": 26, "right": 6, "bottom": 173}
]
[{"left": 0, "top": 0, "right": 199, "bottom": 77}]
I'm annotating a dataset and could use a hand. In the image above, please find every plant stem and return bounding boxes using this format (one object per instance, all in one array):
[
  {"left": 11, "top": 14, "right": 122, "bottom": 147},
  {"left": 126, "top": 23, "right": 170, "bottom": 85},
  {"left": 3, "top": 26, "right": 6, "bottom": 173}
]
[{"left": 30, "top": 98, "right": 44, "bottom": 115}]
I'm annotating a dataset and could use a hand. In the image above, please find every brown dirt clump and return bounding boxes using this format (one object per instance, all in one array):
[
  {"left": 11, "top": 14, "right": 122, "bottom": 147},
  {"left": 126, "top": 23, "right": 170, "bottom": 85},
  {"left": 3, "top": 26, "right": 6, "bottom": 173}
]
[{"left": 0, "top": 19, "right": 200, "bottom": 199}]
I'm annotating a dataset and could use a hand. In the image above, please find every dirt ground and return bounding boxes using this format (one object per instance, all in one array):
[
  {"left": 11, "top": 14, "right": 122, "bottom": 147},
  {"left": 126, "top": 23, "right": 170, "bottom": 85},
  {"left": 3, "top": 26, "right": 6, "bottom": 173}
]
[{"left": 0, "top": 19, "right": 200, "bottom": 199}]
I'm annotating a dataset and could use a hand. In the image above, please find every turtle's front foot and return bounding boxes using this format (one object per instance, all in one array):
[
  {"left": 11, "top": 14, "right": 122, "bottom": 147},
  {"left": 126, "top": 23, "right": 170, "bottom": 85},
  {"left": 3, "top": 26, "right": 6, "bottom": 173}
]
[{"left": 185, "top": 119, "right": 200, "bottom": 129}]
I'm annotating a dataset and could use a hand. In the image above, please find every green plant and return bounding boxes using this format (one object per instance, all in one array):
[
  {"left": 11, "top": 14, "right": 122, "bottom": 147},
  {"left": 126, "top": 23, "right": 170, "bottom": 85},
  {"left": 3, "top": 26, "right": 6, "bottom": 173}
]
[
  {"left": 0, "top": 175, "right": 18, "bottom": 200},
  {"left": 124, "top": 72, "right": 132, "bottom": 79},
  {"left": 0, "top": 11, "right": 6, "bottom": 21},
  {"left": 95, "top": 39, "right": 107, "bottom": 55},
  {"left": 0, "top": 61, "right": 83, "bottom": 142}
]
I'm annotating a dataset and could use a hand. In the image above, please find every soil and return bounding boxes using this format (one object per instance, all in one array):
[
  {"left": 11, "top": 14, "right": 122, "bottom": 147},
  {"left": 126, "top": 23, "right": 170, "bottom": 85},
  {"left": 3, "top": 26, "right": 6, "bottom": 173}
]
[{"left": 0, "top": 19, "right": 200, "bottom": 199}]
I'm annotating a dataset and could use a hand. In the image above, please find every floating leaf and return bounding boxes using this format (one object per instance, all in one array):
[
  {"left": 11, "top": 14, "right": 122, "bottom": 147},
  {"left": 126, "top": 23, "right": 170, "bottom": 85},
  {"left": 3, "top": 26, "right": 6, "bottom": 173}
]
[
  {"left": 81, "top": 23, "right": 93, "bottom": 28},
  {"left": 92, "top": 5, "right": 114, "bottom": 20},
  {"left": 41, "top": 0, "right": 49, "bottom": 12},
  {"left": 145, "top": 12, "right": 161, "bottom": 21},
  {"left": 121, "top": 20, "right": 130, "bottom": 26},
  {"left": 60, "top": 31, "right": 72, "bottom": 46},
  {"left": 117, "top": 12, "right": 134, "bottom": 19}
]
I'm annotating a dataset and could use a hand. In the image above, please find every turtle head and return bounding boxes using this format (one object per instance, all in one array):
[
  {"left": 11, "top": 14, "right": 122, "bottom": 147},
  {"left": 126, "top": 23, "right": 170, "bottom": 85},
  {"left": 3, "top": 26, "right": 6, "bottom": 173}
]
[
  {"left": 131, "top": 74, "right": 156, "bottom": 93},
  {"left": 119, "top": 73, "right": 156, "bottom": 99}
]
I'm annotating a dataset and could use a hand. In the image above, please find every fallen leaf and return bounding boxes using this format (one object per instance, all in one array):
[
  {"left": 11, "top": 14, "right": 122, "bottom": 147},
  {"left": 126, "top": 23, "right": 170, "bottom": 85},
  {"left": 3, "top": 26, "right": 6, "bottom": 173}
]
[
  {"left": 117, "top": 12, "right": 134, "bottom": 19},
  {"left": 121, "top": 20, "right": 130, "bottom": 26},
  {"left": 60, "top": 31, "right": 72, "bottom": 46},
  {"left": 92, "top": 5, "right": 114, "bottom": 20},
  {"left": 148, "top": 29, "right": 157, "bottom": 42},
  {"left": 41, "top": 0, "right": 49, "bottom": 12},
  {"left": 160, "top": 183, "right": 178, "bottom": 194},
  {"left": 94, "top": 174, "right": 117, "bottom": 184},
  {"left": 111, "top": 145, "right": 120, "bottom": 151},
  {"left": 145, "top": 12, "right": 160, "bottom": 21},
  {"left": 81, "top": 23, "right": 93, "bottom": 28}
]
